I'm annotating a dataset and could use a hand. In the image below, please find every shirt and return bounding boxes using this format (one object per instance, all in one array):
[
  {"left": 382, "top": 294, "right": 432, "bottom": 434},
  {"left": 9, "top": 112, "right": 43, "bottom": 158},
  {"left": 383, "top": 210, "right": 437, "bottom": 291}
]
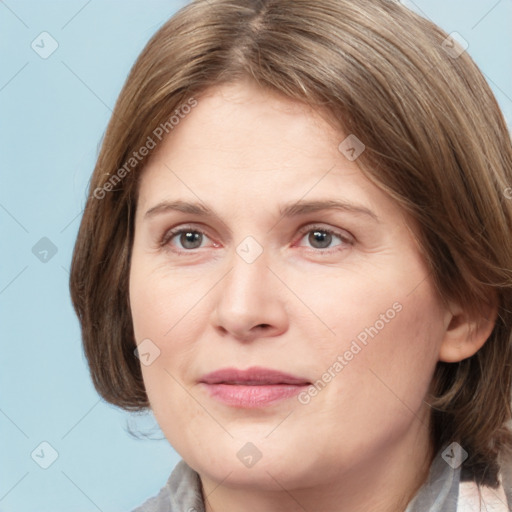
[{"left": 132, "top": 451, "right": 511, "bottom": 512}]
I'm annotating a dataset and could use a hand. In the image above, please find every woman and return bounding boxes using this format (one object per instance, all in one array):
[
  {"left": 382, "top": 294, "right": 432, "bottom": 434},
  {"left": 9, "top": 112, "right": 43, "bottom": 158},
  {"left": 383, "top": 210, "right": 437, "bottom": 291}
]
[{"left": 69, "top": 0, "right": 512, "bottom": 510}]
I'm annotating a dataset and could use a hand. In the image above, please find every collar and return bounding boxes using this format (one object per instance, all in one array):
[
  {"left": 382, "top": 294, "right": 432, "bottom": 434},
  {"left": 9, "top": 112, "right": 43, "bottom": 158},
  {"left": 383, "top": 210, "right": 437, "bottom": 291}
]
[
  {"left": 405, "top": 449, "right": 510, "bottom": 512},
  {"left": 133, "top": 453, "right": 510, "bottom": 512}
]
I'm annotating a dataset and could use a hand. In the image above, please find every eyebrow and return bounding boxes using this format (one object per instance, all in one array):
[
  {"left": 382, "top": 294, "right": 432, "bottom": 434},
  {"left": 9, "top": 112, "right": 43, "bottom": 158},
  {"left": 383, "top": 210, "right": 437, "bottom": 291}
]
[{"left": 144, "top": 199, "right": 379, "bottom": 222}]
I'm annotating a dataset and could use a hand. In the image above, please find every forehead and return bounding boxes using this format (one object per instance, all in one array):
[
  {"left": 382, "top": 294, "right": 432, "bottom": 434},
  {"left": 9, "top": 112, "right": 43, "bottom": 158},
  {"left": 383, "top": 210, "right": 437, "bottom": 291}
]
[
  {"left": 135, "top": 80, "right": 404, "bottom": 226},
  {"left": 143, "top": 80, "right": 342, "bottom": 174}
]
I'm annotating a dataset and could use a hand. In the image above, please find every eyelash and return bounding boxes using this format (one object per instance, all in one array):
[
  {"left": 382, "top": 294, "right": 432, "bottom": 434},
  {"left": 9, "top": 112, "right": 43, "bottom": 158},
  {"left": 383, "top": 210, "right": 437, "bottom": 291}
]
[{"left": 160, "top": 224, "right": 353, "bottom": 255}]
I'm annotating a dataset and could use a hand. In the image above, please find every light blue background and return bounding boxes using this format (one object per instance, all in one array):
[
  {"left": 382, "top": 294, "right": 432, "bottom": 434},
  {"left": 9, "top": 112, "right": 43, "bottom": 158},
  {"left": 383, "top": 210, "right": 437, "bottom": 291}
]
[{"left": 1, "top": 1, "right": 511, "bottom": 510}]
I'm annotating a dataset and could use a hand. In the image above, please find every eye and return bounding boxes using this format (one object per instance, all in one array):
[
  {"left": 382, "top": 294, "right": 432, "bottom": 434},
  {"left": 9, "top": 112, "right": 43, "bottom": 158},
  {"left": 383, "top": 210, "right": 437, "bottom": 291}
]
[
  {"left": 296, "top": 225, "right": 352, "bottom": 251},
  {"left": 162, "top": 227, "right": 214, "bottom": 251},
  {"left": 160, "top": 224, "right": 352, "bottom": 254}
]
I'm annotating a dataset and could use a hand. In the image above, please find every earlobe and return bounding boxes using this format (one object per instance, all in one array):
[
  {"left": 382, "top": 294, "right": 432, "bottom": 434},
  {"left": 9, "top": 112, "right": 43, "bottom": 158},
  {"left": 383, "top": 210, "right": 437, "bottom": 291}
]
[{"left": 438, "top": 298, "right": 498, "bottom": 363}]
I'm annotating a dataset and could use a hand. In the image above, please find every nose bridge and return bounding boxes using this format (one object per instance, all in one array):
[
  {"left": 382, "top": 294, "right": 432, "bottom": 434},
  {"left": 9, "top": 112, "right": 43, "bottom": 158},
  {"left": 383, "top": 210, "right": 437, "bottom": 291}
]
[
  {"left": 212, "top": 237, "right": 288, "bottom": 339},
  {"left": 222, "top": 240, "right": 272, "bottom": 313}
]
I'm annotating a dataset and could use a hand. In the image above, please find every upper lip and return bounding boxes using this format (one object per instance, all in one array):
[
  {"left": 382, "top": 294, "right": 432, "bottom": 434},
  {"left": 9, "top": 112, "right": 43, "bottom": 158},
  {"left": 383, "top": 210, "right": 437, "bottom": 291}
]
[{"left": 200, "top": 366, "right": 311, "bottom": 385}]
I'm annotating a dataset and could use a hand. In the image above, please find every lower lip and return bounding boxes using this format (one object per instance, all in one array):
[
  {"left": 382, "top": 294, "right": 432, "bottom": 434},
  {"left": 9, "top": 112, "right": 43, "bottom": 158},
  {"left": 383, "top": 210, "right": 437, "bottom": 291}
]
[{"left": 200, "top": 383, "right": 308, "bottom": 408}]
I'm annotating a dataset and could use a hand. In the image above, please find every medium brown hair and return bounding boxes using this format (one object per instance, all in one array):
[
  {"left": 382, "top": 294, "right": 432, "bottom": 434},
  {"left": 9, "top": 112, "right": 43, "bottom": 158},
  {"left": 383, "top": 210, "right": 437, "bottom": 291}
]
[{"left": 70, "top": 0, "right": 512, "bottom": 486}]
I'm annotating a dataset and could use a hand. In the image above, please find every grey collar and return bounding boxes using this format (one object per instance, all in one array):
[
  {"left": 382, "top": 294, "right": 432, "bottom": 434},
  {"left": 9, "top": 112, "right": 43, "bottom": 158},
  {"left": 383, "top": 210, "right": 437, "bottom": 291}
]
[
  {"left": 133, "top": 451, "right": 461, "bottom": 512},
  {"left": 405, "top": 451, "right": 460, "bottom": 512}
]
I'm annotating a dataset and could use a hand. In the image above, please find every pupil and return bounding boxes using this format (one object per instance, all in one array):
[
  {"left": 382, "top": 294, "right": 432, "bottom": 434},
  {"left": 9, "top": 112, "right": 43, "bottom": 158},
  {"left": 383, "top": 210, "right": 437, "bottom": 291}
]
[
  {"left": 181, "top": 231, "right": 202, "bottom": 249},
  {"left": 309, "top": 230, "right": 331, "bottom": 248}
]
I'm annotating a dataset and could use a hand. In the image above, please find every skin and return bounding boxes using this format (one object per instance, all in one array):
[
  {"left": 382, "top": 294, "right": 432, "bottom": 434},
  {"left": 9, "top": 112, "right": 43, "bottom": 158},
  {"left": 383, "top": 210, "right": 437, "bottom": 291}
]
[{"left": 129, "top": 78, "right": 494, "bottom": 512}]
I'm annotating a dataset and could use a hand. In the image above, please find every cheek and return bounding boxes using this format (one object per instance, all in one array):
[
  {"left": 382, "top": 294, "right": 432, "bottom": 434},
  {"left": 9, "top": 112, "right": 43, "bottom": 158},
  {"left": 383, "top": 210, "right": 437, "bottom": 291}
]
[
  {"left": 295, "top": 257, "right": 444, "bottom": 411},
  {"left": 129, "top": 260, "right": 210, "bottom": 408},
  {"left": 317, "top": 284, "right": 444, "bottom": 420},
  {"left": 129, "top": 258, "right": 211, "bottom": 341}
]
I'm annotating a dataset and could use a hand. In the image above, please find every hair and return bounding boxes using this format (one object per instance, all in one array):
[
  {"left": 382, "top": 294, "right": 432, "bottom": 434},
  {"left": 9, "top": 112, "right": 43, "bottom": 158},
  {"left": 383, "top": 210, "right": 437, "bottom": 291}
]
[{"left": 69, "top": 0, "right": 512, "bottom": 488}]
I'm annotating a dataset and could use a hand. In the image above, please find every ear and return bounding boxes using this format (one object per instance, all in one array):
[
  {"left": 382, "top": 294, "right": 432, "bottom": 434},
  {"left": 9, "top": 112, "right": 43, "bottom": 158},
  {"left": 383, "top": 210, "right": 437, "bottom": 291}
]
[{"left": 438, "top": 296, "right": 498, "bottom": 363}]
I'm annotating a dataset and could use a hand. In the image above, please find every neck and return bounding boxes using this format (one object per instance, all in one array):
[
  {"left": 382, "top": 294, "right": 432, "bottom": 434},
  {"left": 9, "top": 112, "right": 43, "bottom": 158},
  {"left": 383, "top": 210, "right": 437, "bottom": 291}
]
[{"left": 200, "top": 421, "right": 434, "bottom": 512}]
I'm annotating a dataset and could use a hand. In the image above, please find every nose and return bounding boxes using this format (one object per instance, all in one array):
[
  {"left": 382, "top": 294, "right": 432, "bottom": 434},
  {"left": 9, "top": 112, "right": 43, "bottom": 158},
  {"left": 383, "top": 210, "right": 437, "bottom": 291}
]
[{"left": 211, "top": 247, "right": 289, "bottom": 342}]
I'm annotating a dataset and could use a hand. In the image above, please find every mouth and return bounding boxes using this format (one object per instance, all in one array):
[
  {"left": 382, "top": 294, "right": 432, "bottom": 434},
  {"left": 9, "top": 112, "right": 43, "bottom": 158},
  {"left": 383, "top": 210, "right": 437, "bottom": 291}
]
[{"left": 199, "top": 366, "right": 311, "bottom": 408}]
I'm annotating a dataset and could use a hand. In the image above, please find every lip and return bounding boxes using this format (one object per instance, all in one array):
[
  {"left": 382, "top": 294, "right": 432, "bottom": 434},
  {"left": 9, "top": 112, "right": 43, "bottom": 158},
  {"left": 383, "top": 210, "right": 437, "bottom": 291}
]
[
  {"left": 199, "top": 366, "right": 311, "bottom": 408},
  {"left": 200, "top": 366, "right": 311, "bottom": 385}
]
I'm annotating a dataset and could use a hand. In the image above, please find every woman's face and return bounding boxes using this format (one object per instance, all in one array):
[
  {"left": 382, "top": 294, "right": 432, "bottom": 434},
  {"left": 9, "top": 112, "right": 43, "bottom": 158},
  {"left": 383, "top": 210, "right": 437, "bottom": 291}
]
[{"left": 129, "top": 79, "right": 450, "bottom": 497}]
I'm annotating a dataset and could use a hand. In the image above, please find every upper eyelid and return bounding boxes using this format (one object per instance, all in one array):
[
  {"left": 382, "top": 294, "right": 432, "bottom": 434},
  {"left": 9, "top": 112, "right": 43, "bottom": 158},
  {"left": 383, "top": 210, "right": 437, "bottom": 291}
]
[
  {"left": 165, "top": 222, "right": 347, "bottom": 237},
  {"left": 297, "top": 224, "right": 351, "bottom": 237}
]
